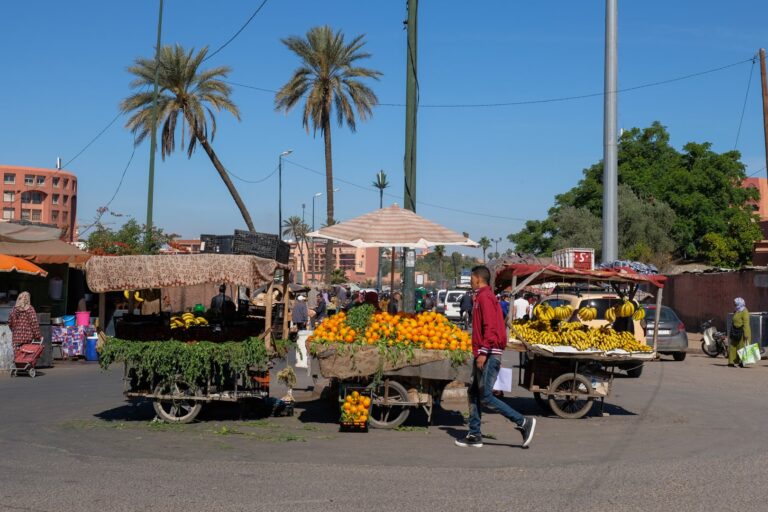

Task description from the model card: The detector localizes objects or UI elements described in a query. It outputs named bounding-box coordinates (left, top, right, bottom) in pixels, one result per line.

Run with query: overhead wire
left=225, top=164, right=279, bottom=184
left=734, top=55, right=757, bottom=150
left=203, top=0, right=270, bottom=62
left=61, top=111, right=122, bottom=170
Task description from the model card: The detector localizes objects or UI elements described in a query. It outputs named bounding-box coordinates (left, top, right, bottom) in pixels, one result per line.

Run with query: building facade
left=288, top=241, right=379, bottom=284
left=0, top=165, right=78, bottom=241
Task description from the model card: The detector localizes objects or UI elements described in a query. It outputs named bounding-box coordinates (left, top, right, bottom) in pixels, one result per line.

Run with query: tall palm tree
left=282, top=215, right=309, bottom=277
left=479, top=236, right=491, bottom=263
left=275, top=26, right=382, bottom=283
left=121, top=45, right=255, bottom=232
left=372, top=170, right=389, bottom=290
left=434, top=245, right=446, bottom=287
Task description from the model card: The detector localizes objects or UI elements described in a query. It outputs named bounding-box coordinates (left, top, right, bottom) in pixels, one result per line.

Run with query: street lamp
left=278, top=149, right=293, bottom=237
left=493, top=237, right=502, bottom=259
left=311, top=192, right=322, bottom=284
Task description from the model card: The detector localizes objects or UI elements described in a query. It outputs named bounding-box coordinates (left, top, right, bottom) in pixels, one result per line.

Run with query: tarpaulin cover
left=0, top=240, right=90, bottom=265
left=86, top=254, right=288, bottom=293
left=494, top=263, right=667, bottom=292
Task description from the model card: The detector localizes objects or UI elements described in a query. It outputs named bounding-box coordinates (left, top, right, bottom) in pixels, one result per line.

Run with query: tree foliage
left=86, top=218, right=173, bottom=255
left=508, top=122, right=761, bottom=267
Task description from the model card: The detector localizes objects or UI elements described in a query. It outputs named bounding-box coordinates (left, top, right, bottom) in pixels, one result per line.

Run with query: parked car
left=443, top=290, right=467, bottom=321
left=539, top=290, right=646, bottom=378
left=642, top=305, right=688, bottom=361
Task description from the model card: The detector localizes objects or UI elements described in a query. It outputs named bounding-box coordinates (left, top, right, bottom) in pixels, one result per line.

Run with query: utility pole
left=602, top=0, right=618, bottom=263
left=403, top=0, right=418, bottom=312
left=146, top=0, right=164, bottom=250
left=760, top=48, right=768, bottom=180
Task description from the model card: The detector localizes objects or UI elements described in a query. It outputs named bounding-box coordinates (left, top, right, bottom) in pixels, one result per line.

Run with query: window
left=51, top=210, right=59, bottom=222
left=63, top=179, right=69, bottom=188
left=21, top=191, right=44, bottom=205
left=63, top=195, right=69, bottom=204
left=4, top=173, right=15, bottom=184
left=36, top=176, right=45, bottom=185
left=24, top=175, right=34, bottom=185
left=3, top=191, right=14, bottom=203
left=52, top=177, right=60, bottom=188
left=20, top=209, right=30, bottom=220
left=2, top=208, right=14, bottom=220
left=30, top=209, right=41, bottom=222
left=52, top=194, right=59, bottom=205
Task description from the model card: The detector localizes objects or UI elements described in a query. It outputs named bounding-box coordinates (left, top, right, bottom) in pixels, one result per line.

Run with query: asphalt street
left=1, top=348, right=767, bottom=512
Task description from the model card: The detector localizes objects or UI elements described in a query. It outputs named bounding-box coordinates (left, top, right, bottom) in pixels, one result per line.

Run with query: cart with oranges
left=309, top=308, right=473, bottom=429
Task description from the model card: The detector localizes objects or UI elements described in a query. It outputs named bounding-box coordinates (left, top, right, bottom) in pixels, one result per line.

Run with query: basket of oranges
left=340, top=388, right=372, bottom=432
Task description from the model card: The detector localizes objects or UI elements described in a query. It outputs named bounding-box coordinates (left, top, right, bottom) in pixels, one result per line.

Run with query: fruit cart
left=86, top=253, right=291, bottom=423
left=495, top=263, right=667, bottom=419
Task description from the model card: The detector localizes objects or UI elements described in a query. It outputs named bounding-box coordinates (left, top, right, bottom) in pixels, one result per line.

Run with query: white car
left=444, top=290, right=467, bottom=321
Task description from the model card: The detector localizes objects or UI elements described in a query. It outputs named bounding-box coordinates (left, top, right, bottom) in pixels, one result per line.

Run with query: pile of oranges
left=310, top=310, right=471, bottom=353
left=341, top=390, right=371, bottom=426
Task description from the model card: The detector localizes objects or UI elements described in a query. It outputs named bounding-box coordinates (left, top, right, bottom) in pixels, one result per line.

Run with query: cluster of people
left=292, top=286, right=408, bottom=331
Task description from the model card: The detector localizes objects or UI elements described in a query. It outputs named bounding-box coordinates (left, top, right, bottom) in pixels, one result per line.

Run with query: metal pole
left=376, top=183, right=384, bottom=291
left=403, top=0, right=418, bottom=312
left=602, top=0, right=618, bottom=263
left=146, top=0, right=164, bottom=250
left=278, top=155, right=283, bottom=237
left=312, top=196, right=316, bottom=284
left=760, top=48, right=768, bottom=180
left=302, top=203, right=306, bottom=224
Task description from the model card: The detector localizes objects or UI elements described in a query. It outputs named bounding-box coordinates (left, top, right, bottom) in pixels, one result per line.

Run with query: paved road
left=1, top=350, right=766, bottom=512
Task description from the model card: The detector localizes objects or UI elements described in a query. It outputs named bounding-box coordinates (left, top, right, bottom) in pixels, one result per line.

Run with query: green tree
left=276, top=26, right=382, bottom=283
left=121, top=45, right=255, bottom=231
left=86, top=218, right=172, bottom=255
left=478, top=237, right=491, bottom=263
left=372, top=170, right=389, bottom=208
left=282, top=215, right=309, bottom=276
left=508, top=122, right=760, bottom=266
left=330, top=268, right=347, bottom=285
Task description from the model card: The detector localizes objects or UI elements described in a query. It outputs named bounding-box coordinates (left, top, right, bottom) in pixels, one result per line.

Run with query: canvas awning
left=0, top=240, right=91, bottom=265
left=85, top=254, right=289, bottom=293
left=307, top=204, right=476, bottom=249
left=0, top=220, right=63, bottom=242
left=494, top=263, right=668, bottom=292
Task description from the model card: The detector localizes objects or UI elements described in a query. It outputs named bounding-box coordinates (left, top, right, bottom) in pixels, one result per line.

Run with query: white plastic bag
left=493, top=367, right=513, bottom=392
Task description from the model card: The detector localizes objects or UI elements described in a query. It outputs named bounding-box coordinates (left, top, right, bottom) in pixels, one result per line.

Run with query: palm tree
left=372, top=170, right=389, bottom=290
left=282, top=215, right=309, bottom=277
left=479, top=236, right=491, bottom=263
left=121, top=44, right=256, bottom=232
left=434, top=245, right=446, bottom=287
left=275, top=26, right=382, bottom=283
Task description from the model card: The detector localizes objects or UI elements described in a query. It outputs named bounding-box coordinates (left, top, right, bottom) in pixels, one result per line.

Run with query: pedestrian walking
left=424, top=292, right=435, bottom=312
left=455, top=266, right=536, bottom=449
left=460, top=291, right=473, bottom=328
left=388, top=291, right=401, bottom=315
left=292, top=295, right=309, bottom=330
left=8, top=291, right=42, bottom=352
left=513, top=294, right=529, bottom=320
left=729, top=297, right=751, bottom=368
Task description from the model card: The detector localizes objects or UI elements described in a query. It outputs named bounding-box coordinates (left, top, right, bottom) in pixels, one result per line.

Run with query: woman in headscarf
left=8, top=292, right=42, bottom=352
left=729, top=297, right=751, bottom=368
left=363, top=291, right=381, bottom=311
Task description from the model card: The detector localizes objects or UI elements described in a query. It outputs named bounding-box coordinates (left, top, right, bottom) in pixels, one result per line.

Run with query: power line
left=226, top=164, right=279, bottom=184
left=62, top=111, right=122, bottom=169
left=734, top=55, right=757, bottom=150
left=283, top=159, right=527, bottom=222
left=748, top=166, right=766, bottom=177
left=203, top=0, right=270, bottom=62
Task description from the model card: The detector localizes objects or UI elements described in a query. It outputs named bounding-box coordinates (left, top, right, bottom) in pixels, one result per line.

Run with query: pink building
left=0, top=165, right=78, bottom=241
left=288, top=241, right=379, bottom=284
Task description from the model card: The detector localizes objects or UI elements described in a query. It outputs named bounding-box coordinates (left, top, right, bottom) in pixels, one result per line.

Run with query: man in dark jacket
left=455, top=266, right=536, bottom=449
left=459, top=291, right=473, bottom=328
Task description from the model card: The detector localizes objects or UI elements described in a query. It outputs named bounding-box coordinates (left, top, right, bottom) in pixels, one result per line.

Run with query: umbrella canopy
left=0, top=254, right=48, bottom=276
left=307, top=205, right=477, bottom=248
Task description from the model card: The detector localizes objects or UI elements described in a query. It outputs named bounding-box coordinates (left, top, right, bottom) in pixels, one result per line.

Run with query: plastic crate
left=200, top=234, right=234, bottom=254
left=232, top=230, right=290, bottom=263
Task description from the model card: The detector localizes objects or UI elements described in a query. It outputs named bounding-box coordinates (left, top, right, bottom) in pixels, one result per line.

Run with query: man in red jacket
left=455, top=265, right=536, bottom=449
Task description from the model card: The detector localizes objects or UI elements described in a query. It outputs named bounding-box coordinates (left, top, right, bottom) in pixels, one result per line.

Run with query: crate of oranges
left=340, top=388, right=372, bottom=431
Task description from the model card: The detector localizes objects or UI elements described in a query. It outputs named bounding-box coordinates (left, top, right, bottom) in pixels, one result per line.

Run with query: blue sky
left=2, top=1, right=767, bottom=255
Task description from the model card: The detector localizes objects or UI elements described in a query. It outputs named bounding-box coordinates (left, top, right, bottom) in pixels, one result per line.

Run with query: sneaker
left=454, top=434, right=483, bottom=448
left=518, top=417, right=536, bottom=448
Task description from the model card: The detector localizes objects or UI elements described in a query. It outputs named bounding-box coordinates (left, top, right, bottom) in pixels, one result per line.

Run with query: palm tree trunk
left=323, top=118, right=335, bottom=284
left=297, top=237, right=305, bottom=278
left=187, top=114, right=256, bottom=232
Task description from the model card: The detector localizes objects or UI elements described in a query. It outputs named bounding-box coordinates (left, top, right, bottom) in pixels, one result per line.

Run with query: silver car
left=643, top=305, right=688, bottom=361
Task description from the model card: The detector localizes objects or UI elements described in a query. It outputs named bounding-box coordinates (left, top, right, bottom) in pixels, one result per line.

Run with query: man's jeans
left=468, top=354, right=524, bottom=436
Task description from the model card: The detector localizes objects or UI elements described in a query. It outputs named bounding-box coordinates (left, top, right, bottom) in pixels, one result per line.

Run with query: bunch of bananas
left=553, top=305, right=574, bottom=321
left=170, top=312, right=209, bottom=329
left=511, top=320, right=652, bottom=352
left=577, top=306, right=598, bottom=321
left=533, top=303, right=555, bottom=321
left=616, top=300, right=636, bottom=318
left=123, top=290, right=144, bottom=303
left=604, top=300, right=646, bottom=323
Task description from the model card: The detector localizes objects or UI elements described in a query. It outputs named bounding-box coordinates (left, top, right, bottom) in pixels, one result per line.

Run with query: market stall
left=495, top=263, right=667, bottom=419
left=87, top=253, right=291, bottom=423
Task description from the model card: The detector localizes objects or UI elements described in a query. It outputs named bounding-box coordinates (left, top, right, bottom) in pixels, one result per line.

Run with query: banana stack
left=511, top=319, right=652, bottom=352
left=170, top=312, right=209, bottom=329
left=577, top=306, right=598, bottom=321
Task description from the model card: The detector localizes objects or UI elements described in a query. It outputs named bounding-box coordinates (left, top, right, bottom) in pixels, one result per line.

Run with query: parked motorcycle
left=700, top=319, right=728, bottom=358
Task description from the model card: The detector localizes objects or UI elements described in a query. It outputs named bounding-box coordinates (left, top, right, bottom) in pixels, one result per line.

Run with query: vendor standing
left=292, top=295, right=309, bottom=330
left=9, top=292, right=41, bottom=351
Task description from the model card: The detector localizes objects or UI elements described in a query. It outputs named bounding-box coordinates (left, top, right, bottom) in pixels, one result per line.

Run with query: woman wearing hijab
left=9, top=292, right=42, bottom=352
left=730, top=297, right=751, bottom=368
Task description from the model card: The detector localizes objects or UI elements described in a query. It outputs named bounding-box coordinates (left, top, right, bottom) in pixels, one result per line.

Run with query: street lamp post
left=493, top=237, right=501, bottom=259
left=311, top=192, right=322, bottom=284
left=278, top=150, right=293, bottom=237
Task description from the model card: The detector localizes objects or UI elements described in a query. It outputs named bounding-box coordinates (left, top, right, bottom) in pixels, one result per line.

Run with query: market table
left=52, top=325, right=95, bottom=358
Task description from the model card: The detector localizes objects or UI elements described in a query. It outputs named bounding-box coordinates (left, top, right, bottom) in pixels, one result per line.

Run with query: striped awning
left=307, top=204, right=477, bottom=249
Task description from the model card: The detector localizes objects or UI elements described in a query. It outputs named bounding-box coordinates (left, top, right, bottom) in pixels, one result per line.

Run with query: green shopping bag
left=737, top=343, right=761, bottom=365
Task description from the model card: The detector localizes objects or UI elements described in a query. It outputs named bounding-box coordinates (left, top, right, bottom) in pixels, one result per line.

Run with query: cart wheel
left=152, top=379, right=202, bottom=424
left=533, top=392, right=551, bottom=414
left=28, top=368, right=36, bottom=378
left=547, top=373, right=594, bottom=419
left=367, top=379, right=410, bottom=429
